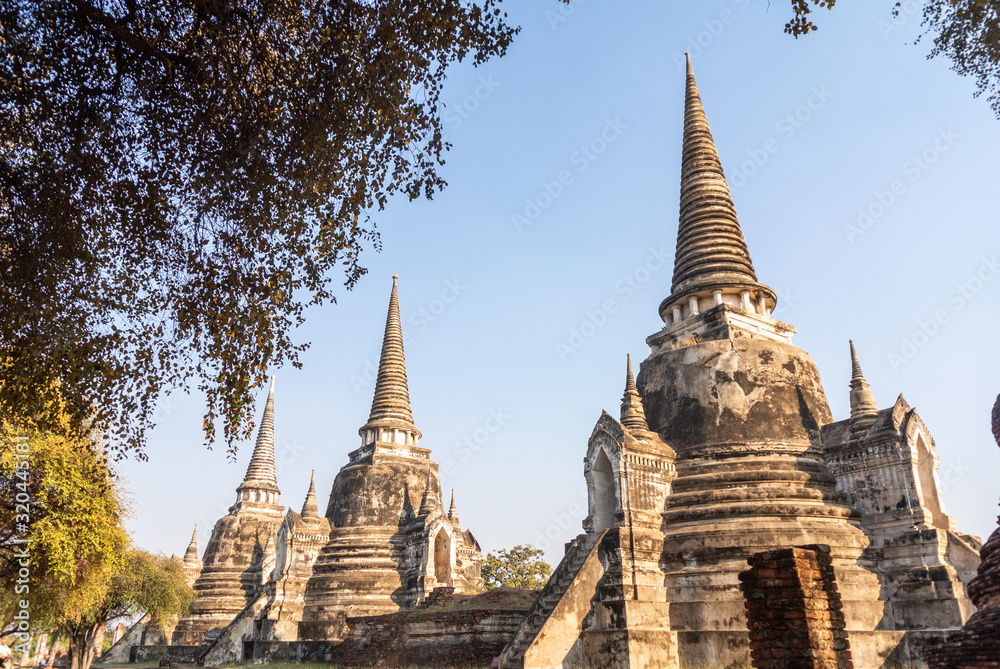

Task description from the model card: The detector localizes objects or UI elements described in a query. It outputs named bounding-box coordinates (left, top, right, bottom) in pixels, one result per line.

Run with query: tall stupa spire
left=620, top=354, right=650, bottom=433
left=359, top=275, right=422, bottom=444
left=654, top=56, right=785, bottom=344
left=236, top=376, right=280, bottom=504
left=848, top=341, right=878, bottom=434
left=672, top=54, right=758, bottom=294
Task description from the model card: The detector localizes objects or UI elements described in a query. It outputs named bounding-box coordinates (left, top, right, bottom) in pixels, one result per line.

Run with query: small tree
left=1, top=419, right=130, bottom=644
left=1, top=420, right=193, bottom=669
left=481, top=545, right=551, bottom=590
left=60, top=550, right=195, bottom=669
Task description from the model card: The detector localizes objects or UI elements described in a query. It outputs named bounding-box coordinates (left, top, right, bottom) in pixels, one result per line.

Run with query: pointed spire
left=360, top=275, right=421, bottom=440
left=236, top=376, right=281, bottom=505
left=237, top=376, right=280, bottom=499
left=658, top=56, right=778, bottom=329
left=620, top=354, right=650, bottom=433
left=183, top=525, right=198, bottom=565
left=448, top=489, right=460, bottom=527
left=419, top=471, right=438, bottom=516
left=850, top=340, right=865, bottom=379
left=849, top=341, right=878, bottom=434
left=301, top=470, right=320, bottom=519
left=672, top=54, right=758, bottom=294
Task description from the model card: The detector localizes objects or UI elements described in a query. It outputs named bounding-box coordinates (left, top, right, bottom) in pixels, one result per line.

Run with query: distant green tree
left=481, top=545, right=551, bottom=590
left=0, top=417, right=130, bottom=641
left=57, top=550, right=195, bottom=669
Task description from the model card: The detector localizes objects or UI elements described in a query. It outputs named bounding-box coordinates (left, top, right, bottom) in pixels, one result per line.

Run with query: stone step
left=499, top=531, right=606, bottom=669
left=521, top=618, right=543, bottom=633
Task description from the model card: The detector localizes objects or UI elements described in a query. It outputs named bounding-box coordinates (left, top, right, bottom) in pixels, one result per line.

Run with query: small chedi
left=497, top=56, right=982, bottom=669
left=180, top=526, right=202, bottom=587
left=925, top=394, right=1000, bottom=668
left=117, top=274, right=485, bottom=665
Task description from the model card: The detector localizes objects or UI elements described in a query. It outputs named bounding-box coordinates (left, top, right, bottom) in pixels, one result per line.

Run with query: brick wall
left=738, top=544, right=853, bottom=669
left=925, top=607, right=1000, bottom=668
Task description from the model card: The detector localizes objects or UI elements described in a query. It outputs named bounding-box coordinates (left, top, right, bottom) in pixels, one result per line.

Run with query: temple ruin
left=127, top=274, right=486, bottom=663
left=925, top=394, right=1000, bottom=668
left=298, top=276, right=483, bottom=640
left=497, top=56, right=982, bottom=669
left=104, top=55, right=994, bottom=669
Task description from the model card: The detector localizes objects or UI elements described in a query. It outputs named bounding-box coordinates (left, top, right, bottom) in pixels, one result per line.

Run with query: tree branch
left=69, top=0, right=200, bottom=75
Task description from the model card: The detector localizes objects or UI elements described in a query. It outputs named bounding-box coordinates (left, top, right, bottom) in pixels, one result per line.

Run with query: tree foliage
left=787, top=0, right=1000, bottom=118
left=0, top=0, right=518, bottom=457
left=0, top=418, right=129, bottom=631
left=920, top=0, right=1000, bottom=116
left=785, top=0, right=836, bottom=37
left=481, top=544, right=551, bottom=590
left=59, top=550, right=195, bottom=669
left=0, top=423, right=193, bottom=669
left=107, top=551, right=196, bottom=629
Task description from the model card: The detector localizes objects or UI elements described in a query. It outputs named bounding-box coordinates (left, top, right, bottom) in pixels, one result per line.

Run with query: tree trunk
left=66, top=623, right=100, bottom=669
left=67, top=631, right=85, bottom=669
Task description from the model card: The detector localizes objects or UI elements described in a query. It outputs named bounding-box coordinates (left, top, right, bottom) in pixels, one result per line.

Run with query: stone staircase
left=198, top=588, right=271, bottom=666
left=499, top=530, right=607, bottom=669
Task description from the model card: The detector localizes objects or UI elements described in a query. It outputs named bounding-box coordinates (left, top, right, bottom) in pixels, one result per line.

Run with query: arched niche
left=592, top=448, right=616, bottom=532
left=434, top=527, right=452, bottom=587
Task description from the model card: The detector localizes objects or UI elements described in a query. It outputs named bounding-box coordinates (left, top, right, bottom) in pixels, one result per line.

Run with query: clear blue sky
left=119, top=1, right=1000, bottom=567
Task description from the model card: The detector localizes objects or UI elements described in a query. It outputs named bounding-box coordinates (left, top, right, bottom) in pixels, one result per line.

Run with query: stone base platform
left=246, top=609, right=525, bottom=668
left=128, top=645, right=202, bottom=665
left=241, top=641, right=342, bottom=664
left=672, top=630, right=957, bottom=669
